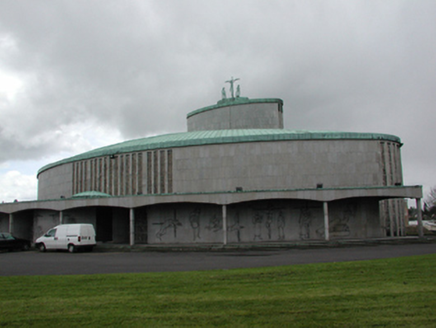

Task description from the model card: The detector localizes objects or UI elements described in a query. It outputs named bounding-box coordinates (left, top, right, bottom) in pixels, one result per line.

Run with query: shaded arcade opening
left=0, top=207, right=130, bottom=244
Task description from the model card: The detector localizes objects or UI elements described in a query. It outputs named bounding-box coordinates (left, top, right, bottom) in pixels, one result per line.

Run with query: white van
left=35, top=224, right=96, bottom=253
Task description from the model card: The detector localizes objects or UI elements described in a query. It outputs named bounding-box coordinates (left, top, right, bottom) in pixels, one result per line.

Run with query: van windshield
left=46, top=229, right=56, bottom=237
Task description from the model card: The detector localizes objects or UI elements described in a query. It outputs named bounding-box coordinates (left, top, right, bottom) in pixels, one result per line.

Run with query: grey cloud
left=0, top=0, right=435, bottom=192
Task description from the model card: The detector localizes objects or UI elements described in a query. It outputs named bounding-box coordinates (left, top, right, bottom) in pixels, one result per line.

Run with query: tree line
left=409, top=186, right=436, bottom=220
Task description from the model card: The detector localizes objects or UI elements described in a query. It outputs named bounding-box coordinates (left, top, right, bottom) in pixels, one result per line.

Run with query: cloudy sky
left=0, top=0, right=435, bottom=203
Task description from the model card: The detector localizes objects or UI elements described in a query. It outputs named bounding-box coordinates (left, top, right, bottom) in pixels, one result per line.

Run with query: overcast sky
left=0, top=0, right=435, bottom=204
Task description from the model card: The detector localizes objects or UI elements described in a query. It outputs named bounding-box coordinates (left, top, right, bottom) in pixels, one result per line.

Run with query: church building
left=0, top=79, right=423, bottom=245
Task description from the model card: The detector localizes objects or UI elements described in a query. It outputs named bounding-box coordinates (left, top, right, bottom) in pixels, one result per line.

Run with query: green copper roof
left=38, top=129, right=401, bottom=176
left=187, top=98, right=284, bottom=118
left=72, top=191, right=112, bottom=198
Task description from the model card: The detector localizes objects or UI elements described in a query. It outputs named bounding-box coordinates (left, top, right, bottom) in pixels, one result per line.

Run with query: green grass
left=1, top=254, right=435, bottom=327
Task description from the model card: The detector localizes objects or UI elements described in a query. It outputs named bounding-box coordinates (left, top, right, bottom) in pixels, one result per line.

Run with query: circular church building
left=0, top=84, right=423, bottom=245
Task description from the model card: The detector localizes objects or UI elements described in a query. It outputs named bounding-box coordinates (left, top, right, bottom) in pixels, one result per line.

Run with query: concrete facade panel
left=37, top=138, right=403, bottom=201
left=63, top=208, right=96, bottom=226
left=33, top=210, right=60, bottom=241
left=188, top=102, right=283, bottom=132
left=328, top=199, right=383, bottom=239
left=172, top=139, right=396, bottom=193
left=147, top=203, right=223, bottom=244
left=38, top=163, right=73, bottom=200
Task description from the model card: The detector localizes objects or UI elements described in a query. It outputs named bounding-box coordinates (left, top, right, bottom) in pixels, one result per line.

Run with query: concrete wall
left=134, top=207, right=148, bottom=244
left=33, top=210, right=60, bottom=241
left=38, top=163, right=73, bottom=200
left=37, top=139, right=403, bottom=200
left=145, top=199, right=383, bottom=244
left=172, top=139, right=402, bottom=193
left=226, top=199, right=382, bottom=242
left=328, top=199, right=382, bottom=239
left=63, top=208, right=96, bottom=225
left=226, top=200, right=324, bottom=242
left=187, top=102, right=283, bottom=132
left=147, top=203, right=223, bottom=244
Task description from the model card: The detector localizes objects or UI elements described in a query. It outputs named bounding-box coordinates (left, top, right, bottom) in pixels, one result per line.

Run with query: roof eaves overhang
left=0, top=185, right=422, bottom=214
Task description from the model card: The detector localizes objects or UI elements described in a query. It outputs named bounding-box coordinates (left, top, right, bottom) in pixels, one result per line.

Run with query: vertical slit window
left=137, top=153, right=143, bottom=195
left=167, top=150, right=173, bottom=193
left=84, top=161, right=88, bottom=192
left=147, top=152, right=152, bottom=194
left=125, top=155, right=130, bottom=195
left=160, top=150, right=166, bottom=193
left=114, top=156, right=119, bottom=195
left=380, top=142, right=387, bottom=186
left=132, top=153, right=137, bottom=195
left=119, top=155, right=124, bottom=195
left=153, top=151, right=158, bottom=194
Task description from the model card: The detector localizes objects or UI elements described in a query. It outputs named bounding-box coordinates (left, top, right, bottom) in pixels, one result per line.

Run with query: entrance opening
left=96, top=207, right=113, bottom=242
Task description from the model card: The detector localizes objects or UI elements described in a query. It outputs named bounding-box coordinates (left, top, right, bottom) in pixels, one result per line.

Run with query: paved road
left=1, top=243, right=436, bottom=276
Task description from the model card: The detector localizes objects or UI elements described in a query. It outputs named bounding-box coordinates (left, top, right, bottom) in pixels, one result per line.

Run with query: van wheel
left=38, top=243, right=46, bottom=252
left=68, top=244, right=75, bottom=253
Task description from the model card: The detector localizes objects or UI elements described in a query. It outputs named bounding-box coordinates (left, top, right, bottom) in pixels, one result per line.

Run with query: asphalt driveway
left=1, top=242, right=436, bottom=276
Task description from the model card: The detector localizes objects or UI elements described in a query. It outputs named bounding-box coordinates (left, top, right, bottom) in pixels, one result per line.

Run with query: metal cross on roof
left=225, top=76, right=240, bottom=99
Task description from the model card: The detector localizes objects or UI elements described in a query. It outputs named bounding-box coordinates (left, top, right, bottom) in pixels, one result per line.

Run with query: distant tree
left=425, top=187, right=436, bottom=207
left=423, top=186, right=436, bottom=220
left=408, top=207, right=417, bottom=220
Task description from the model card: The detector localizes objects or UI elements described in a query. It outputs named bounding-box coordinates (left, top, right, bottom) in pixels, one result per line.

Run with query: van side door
left=43, top=228, right=57, bottom=249
left=55, top=226, right=68, bottom=250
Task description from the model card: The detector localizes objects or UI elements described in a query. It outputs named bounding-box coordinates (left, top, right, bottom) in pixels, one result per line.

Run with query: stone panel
left=328, top=199, right=383, bottom=239
left=145, top=198, right=385, bottom=244
left=172, top=139, right=399, bottom=194
left=62, top=208, right=96, bottom=226
left=38, top=163, right=74, bottom=200
left=227, top=200, right=324, bottom=242
left=33, top=210, right=60, bottom=241
left=147, top=203, right=222, bottom=244
left=188, top=102, right=283, bottom=131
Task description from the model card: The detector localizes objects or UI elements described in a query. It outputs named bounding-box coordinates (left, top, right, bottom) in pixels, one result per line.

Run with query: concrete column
left=129, top=208, right=135, bottom=246
left=323, top=202, right=329, bottom=241
left=222, top=205, right=227, bottom=245
left=8, top=213, right=13, bottom=234
left=392, top=199, right=394, bottom=237
left=59, top=211, right=63, bottom=225
left=395, top=202, right=400, bottom=237
left=416, top=198, right=424, bottom=238
left=399, top=202, right=405, bottom=236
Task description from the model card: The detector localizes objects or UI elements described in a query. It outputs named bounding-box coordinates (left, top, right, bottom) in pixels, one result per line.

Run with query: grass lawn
left=0, top=253, right=435, bottom=327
